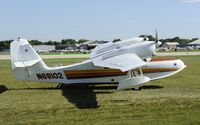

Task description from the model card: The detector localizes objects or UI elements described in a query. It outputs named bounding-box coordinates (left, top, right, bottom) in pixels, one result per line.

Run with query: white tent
left=162, top=42, right=179, bottom=49
left=188, top=39, right=200, bottom=45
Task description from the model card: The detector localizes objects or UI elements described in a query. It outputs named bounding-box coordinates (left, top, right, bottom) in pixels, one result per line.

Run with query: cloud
left=180, top=0, right=200, bottom=3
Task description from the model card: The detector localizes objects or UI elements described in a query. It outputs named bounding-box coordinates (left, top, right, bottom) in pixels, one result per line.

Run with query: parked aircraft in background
left=10, top=37, right=186, bottom=90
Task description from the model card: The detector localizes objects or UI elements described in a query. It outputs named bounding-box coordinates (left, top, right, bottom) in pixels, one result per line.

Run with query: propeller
left=155, top=29, right=161, bottom=47
left=155, top=29, right=158, bottom=43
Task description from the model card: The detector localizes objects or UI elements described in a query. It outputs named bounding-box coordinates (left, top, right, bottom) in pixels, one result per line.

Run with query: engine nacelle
left=129, top=41, right=157, bottom=59
left=91, top=39, right=157, bottom=61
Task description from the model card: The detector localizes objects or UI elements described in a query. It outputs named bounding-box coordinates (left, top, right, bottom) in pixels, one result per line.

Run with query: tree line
left=0, top=36, right=199, bottom=51
left=0, top=39, right=89, bottom=51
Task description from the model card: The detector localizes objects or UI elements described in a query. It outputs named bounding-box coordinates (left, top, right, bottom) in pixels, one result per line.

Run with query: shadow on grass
left=60, top=84, right=163, bottom=109
left=60, top=84, right=117, bottom=109
left=9, top=84, right=116, bottom=109
left=0, top=85, right=8, bottom=94
left=140, top=85, right=163, bottom=90
left=6, top=84, right=163, bottom=109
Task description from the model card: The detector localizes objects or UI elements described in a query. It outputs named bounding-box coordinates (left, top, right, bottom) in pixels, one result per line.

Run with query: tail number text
left=36, top=73, right=64, bottom=80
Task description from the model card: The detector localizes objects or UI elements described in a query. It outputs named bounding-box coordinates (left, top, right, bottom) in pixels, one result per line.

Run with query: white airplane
left=10, top=38, right=186, bottom=90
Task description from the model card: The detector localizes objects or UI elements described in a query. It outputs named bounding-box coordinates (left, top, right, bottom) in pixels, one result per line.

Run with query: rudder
left=10, top=38, right=47, bottom=80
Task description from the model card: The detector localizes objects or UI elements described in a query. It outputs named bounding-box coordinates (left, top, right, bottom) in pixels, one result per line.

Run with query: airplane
left=10, top=37, right=186, bottom=90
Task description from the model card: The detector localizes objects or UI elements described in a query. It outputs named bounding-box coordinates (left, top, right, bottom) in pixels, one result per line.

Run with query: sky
left=0, top=0, right=200, bottom=41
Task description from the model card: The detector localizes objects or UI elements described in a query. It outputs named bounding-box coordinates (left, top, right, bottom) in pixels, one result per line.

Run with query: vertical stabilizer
left=10, top=39, right=47, bottom=80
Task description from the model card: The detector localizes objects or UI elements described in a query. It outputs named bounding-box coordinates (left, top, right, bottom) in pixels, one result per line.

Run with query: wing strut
left=128, top=67, right=143, bottom=78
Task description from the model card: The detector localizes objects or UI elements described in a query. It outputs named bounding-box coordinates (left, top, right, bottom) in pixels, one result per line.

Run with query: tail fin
left=10, top=39, right=47, bottom=80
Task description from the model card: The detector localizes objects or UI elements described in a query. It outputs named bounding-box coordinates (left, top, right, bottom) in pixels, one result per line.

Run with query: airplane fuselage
left=13, top=57, right=186, bottom=85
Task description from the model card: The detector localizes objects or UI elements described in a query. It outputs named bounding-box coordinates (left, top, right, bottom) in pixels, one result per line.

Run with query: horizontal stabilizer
left=117, top=76, right=150, bottom=90
left=14, top=59, right=40, bottom=67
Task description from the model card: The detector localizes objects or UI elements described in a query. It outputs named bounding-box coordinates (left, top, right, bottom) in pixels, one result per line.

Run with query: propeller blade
left=155, top=29, right=162, bottom=47
left=155, top=29, right=158, bottom=43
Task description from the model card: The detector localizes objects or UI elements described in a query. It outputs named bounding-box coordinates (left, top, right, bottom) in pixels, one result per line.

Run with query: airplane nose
left=174, top=59, right=187, bottom=70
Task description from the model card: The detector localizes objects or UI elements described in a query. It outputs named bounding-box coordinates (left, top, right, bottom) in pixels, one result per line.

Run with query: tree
left=61, top=39, right=76, bottom=45
left=190, top=38, right=199, bottom=42
left=0, top=40, right=12, bottom=49
left=178, top=39, right=190, bottom=45
left=78, top=39, right=88, bottom=43
left=171, top=36, right=180, bottom=42
left=53, top=41, right=61, bottom=45
left=44, top=41, right=61, bottom=45
left=113, top=38, right=121, bottom=43
left=0, top=46, right=4, bottom=51
left=0, top=40, right=10, bottom=51
left=0, top=42, right=6, bottom=51
left=45, top=41, right=54, bottom=45
left=29, top=40, right=43, bottom=45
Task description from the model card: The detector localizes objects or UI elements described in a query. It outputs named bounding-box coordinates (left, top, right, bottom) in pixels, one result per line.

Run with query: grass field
left=0, top=56, right=200, bottom=125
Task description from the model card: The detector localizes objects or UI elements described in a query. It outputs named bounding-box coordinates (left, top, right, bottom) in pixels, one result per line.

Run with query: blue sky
left=0, top=0, right=200, bottom=41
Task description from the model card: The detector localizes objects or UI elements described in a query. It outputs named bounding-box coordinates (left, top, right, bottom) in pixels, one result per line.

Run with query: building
left=33, top=45, right=55, bottom=52
left=187, top=39, right=200, bottom=49
left=162, top=42, right=179, bottom=49
left=55, top=44, right=77, bottom=51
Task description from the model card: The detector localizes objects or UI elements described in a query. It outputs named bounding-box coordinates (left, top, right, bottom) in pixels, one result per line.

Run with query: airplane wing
left=90, top=37, right=144, bottom=59
left=92, top=53, right=146, bottom=72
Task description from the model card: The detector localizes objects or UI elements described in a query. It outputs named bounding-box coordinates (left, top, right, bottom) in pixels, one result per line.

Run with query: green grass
left=158, top=49, right=200, bottom=52
left=0, top=56, right=200, bottom=125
